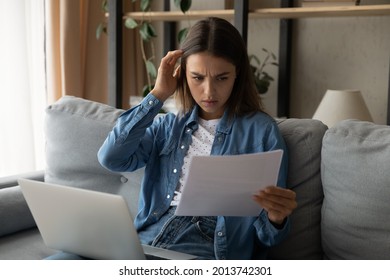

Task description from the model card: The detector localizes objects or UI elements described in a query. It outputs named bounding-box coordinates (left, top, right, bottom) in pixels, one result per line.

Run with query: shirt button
left=217, top=232, right=223, bottom=237
left=173, top=168, right=178, bottom=173
left=186, top=128, right=191, bottom=133
left=148, top=100, right=154, bottom=106
left=180, top=145, right=185, bottom=149
left=120, top=176, right=128, bottom=183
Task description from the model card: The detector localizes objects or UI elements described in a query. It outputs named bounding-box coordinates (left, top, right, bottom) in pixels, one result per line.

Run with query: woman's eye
left=217, top=76, right=228, bottom=81
left=193, top=76, right=203, bottom=81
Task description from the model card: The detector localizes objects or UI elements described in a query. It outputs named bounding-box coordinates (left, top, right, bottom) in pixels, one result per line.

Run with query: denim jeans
left=138, top=207, right=217, bottom=260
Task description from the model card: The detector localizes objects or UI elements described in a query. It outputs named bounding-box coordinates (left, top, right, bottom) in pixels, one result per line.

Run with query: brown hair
left=175, top=17, right=264, bottom=117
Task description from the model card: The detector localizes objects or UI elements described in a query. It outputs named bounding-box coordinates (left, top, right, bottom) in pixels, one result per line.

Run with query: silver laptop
left=18, top=178, right=196, bottom=260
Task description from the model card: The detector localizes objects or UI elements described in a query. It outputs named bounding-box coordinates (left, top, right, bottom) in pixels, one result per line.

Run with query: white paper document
left=175, top=149, right=283, bottom=217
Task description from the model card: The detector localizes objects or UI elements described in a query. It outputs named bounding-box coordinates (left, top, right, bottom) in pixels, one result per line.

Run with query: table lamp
left=312, top=89, right=373, bottom=127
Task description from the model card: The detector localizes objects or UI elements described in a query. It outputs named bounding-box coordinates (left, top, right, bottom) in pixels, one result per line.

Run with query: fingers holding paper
left=252, top=186, right=297, bottom=226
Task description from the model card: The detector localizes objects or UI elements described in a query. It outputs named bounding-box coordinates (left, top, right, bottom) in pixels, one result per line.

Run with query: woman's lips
left=202, top=100, right=217, bottom=107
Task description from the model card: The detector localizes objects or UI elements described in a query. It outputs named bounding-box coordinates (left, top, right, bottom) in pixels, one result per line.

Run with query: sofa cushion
left=0, top=186, right=36, bottom=237
left=321, top=119, right=390, bottom=259
left=268, top=118, right=327, bottom=259
left=45, top=96, right=143, bottom=216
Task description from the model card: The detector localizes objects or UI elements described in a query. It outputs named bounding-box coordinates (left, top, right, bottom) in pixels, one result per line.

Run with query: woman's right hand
left=151, top=50, right=183, bottom=102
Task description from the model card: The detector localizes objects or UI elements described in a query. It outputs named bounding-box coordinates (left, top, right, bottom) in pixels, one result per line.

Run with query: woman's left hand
left=252, top=186, right=297, bottom=226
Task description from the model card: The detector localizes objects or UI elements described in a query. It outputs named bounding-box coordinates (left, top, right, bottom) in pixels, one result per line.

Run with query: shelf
left=123, top=5, right=390, bottom=21
left=250, top=4, right=390, bottom=19
left=123, top=10, right=234, bottom=21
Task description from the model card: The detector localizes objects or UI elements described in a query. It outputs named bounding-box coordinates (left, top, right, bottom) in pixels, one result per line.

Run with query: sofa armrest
left=0, top=170, right=44, bottom=190
left=0, top=171, right=43, bottom=237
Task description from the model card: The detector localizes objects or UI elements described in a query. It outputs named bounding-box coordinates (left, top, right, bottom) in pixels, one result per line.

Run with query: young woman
left=98, top=17, right=297, bottom=260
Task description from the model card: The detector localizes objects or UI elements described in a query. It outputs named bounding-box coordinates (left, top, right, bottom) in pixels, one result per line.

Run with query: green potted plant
left=249, top=48, right=279, bottom=94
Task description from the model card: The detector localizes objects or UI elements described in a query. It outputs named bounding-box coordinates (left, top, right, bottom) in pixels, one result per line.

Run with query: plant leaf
left=101, top=0, right=109, bottom=13
left=96, top=23, right=104, bottom=40
left=174, top=0, right=192, bottom=13
left=147, top=22, right=157, bottom=38
left=250, top=65, right=258, bottom=75
left=124, top=18, right=138, bottom=29
left=261, top=72, right=274, bottom=81
left=145, top=60, right=157, bottom=79
left=255, top=78, right=270, bottom=94
left=139, top=27, right=149, bottom=41
left=140, top=0, right=152, bottom=12
left=139, top=22, right=156, bottom=41
left=249, top=54, right=261, bottom=66
left=178, top=28, right=189, bottom=44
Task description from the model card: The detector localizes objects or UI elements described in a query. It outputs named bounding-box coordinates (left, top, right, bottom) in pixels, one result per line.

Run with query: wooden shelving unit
left=124, top=5, right=390, bottom=21
left=108, top=1, right=390, bottom=124
left=250, top=4, right=390, bottom=19
left=124, top=10, right=234, bottom=21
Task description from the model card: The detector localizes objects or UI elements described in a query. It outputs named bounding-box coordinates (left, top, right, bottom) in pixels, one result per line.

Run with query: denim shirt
left=98, top=93, right=290, bottom=260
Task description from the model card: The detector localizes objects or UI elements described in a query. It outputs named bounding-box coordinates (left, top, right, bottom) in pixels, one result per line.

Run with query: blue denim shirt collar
left=184, top=105, right=234, bottom=135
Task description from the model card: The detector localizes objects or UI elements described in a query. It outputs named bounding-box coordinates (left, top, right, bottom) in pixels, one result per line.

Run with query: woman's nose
left=204, top=79, right=215, bottom=96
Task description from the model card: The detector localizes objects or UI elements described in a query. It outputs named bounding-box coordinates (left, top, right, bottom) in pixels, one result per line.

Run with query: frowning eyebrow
left=189, top=71, right=231, bottom=77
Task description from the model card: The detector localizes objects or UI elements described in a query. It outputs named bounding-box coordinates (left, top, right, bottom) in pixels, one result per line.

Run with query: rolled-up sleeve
left=97, top=93, right=163, bottom=172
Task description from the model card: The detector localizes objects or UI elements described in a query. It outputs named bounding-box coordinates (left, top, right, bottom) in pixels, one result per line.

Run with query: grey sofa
left=1, top=96, right=389, bottom=260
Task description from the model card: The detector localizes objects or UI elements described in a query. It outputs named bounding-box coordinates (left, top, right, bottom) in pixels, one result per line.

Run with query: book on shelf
left=301, top=0, right=359, bottom=7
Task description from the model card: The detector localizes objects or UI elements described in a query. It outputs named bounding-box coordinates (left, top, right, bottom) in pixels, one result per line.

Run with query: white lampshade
left=312, top=89, right=373, bottom=127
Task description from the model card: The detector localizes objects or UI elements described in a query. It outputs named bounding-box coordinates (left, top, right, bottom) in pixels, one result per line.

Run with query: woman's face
left=185, top=52, right=236, bottom=120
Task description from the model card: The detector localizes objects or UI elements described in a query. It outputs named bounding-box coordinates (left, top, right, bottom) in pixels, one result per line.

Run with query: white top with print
left=170, top=117, right=220, bottom=206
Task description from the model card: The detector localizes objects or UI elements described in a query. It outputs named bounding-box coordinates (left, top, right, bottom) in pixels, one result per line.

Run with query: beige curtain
left=45, top=0, right=108, bottom=105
